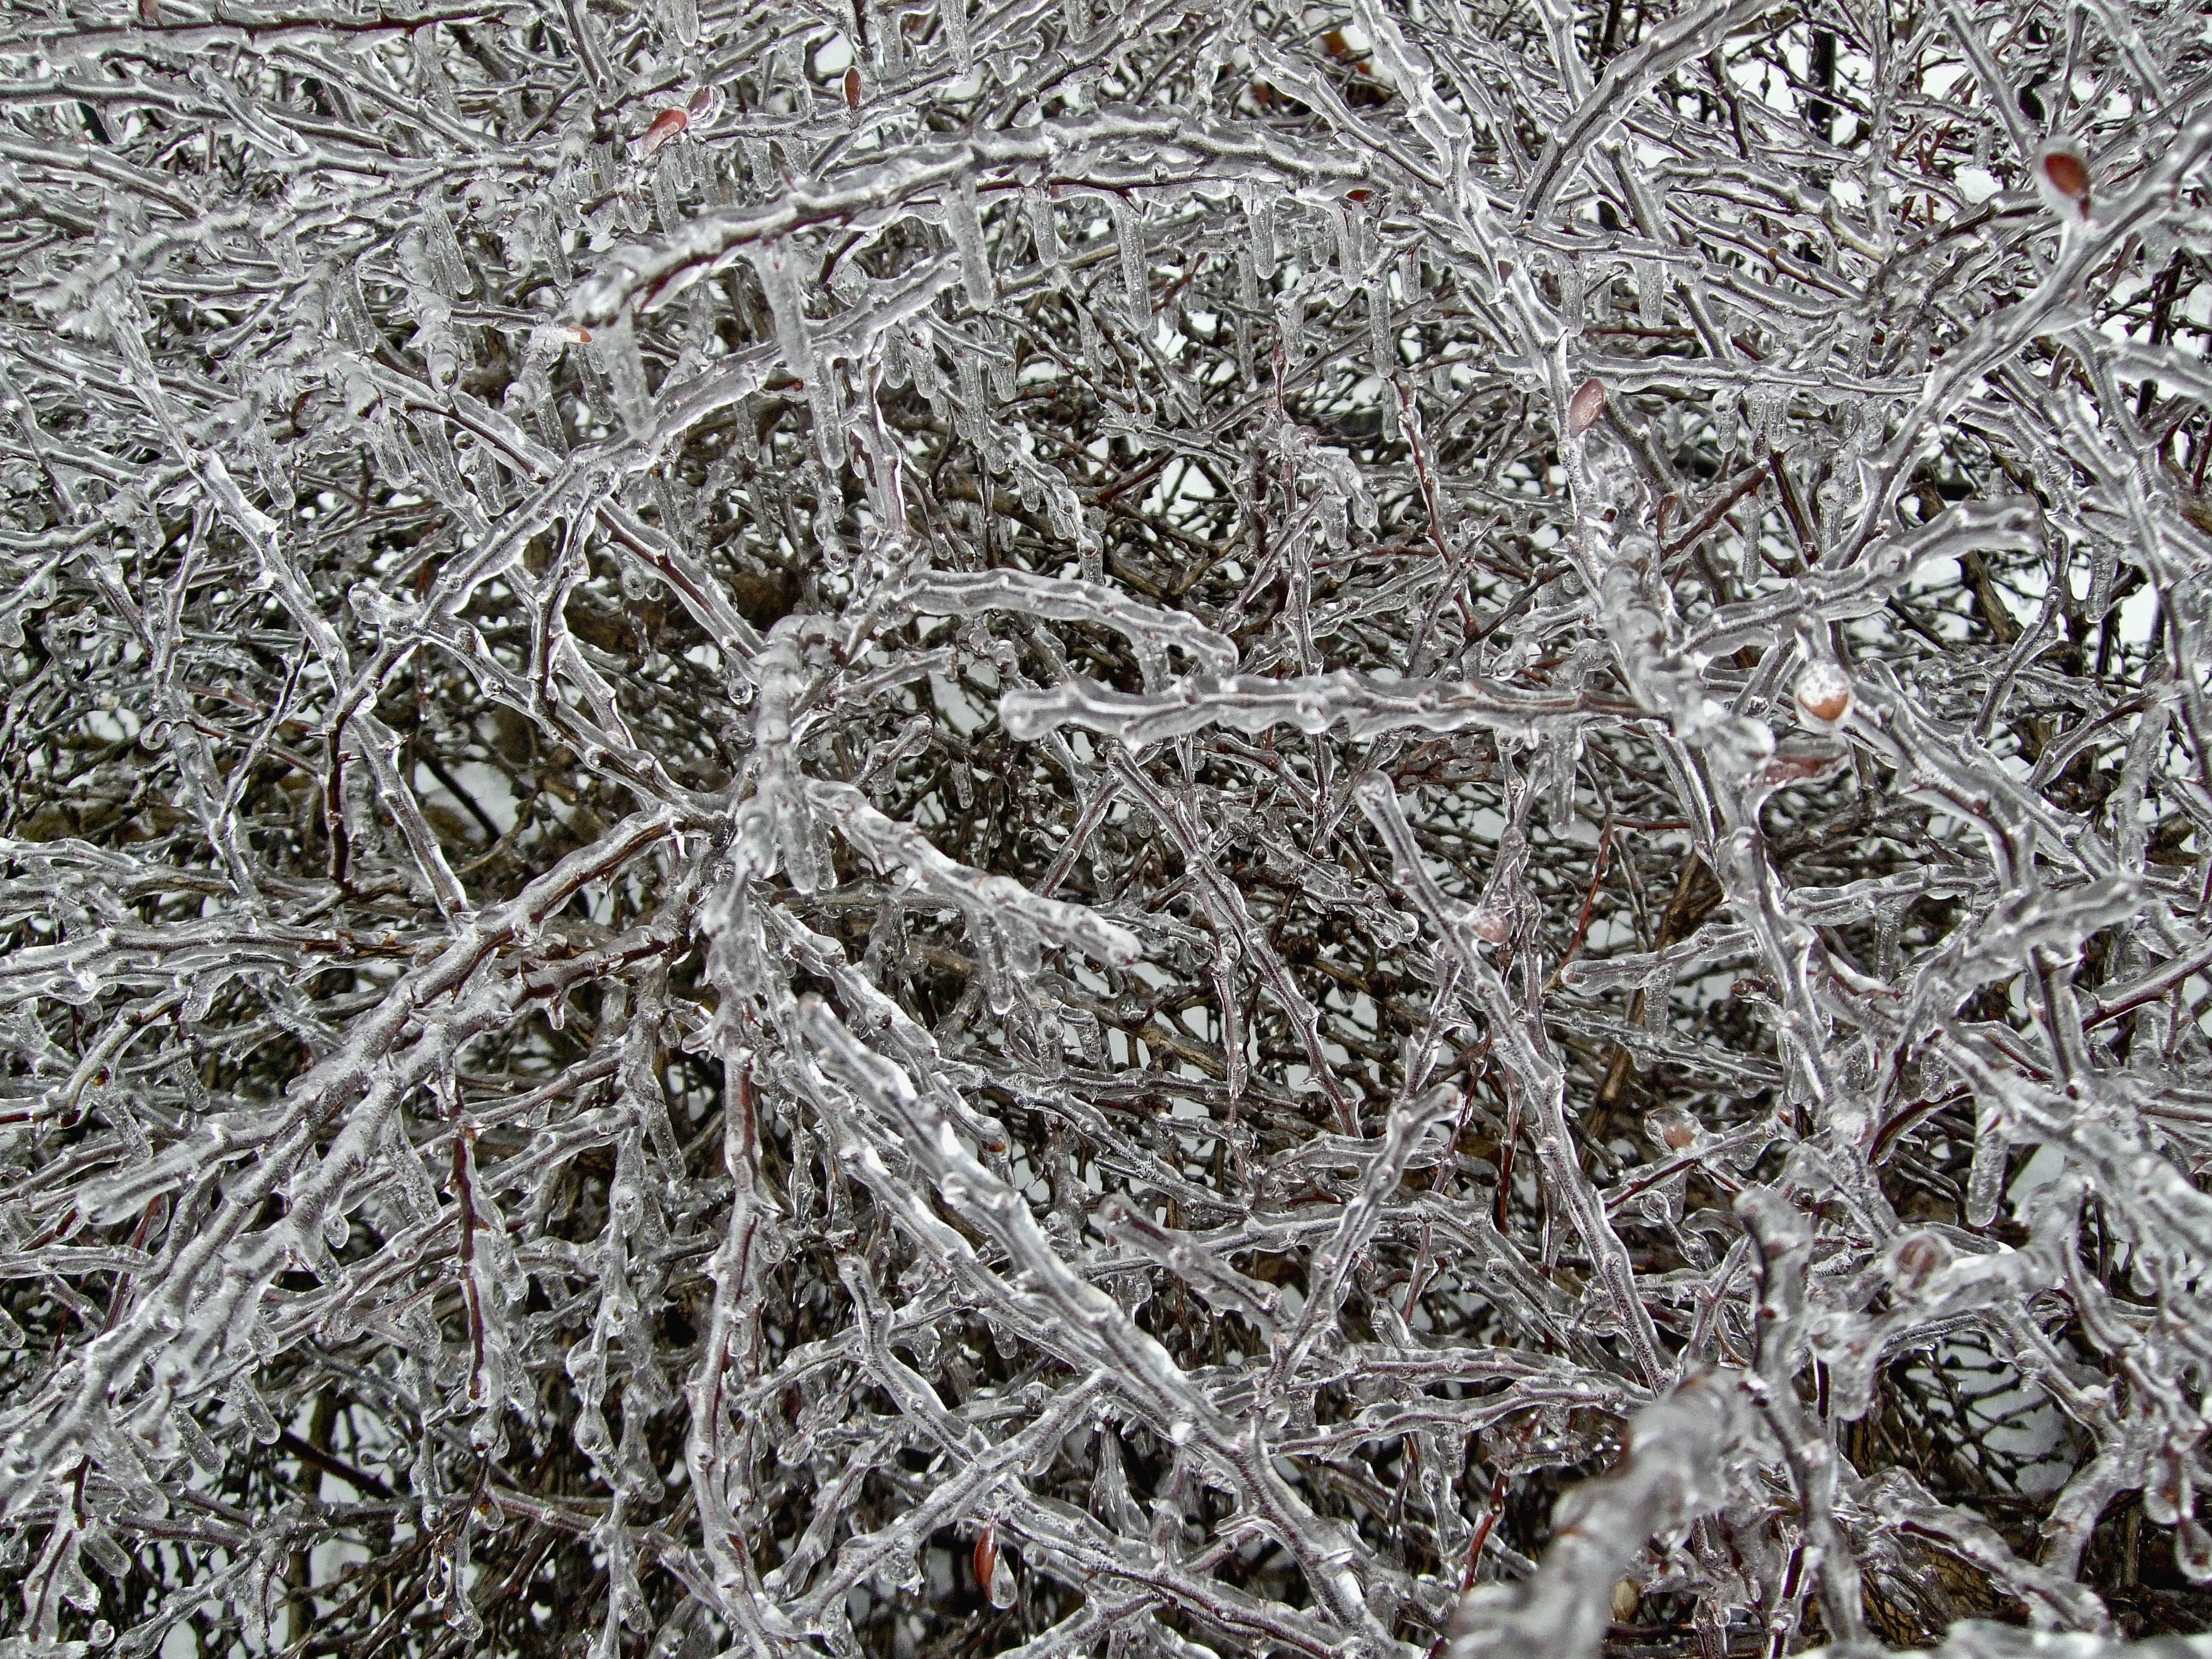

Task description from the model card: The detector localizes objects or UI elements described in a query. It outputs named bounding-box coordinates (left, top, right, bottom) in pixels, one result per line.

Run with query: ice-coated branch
left=11, top=0, right=2212, bottom=1655
left=1444, top=1374, right=1745, bottom=1659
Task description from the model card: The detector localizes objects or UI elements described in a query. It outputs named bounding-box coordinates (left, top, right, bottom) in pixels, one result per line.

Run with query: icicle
left=809, top=368, right=848, bottom=472
left=1329, top=200, right=1356, bottom=278
left=1235, top=249, right=1258, bottom=380
left=950, top=180, right=995, bottom=310
left=1745, top=383, right=1780, bottom=449
left=956, top=351, right=986, bottom=447
left=1024, top=186, right=1062, bottom=273
left=412, top=295, right=462, bottom=394
left=462, top=430, right=507, bottom=513
left=1714, top=388, right=1739, bottom=452
left=228, top=1375, right=281, bottom=1445
left=423, top=196, right=473, bottom=297
left=1368, top=285, right=1394, bottom=380
left=1112, top=196, right=1147, bottom=330
left=746, top=136, right=776, bottom=194
left=874, top=0, right=904, bottom=73
left=1559, top=257, right=1584, bottom=327
left=941, top=0, right=972, bottom=69
left=1636, top=257, right=1665, bottom=327
left=80, top=1526, right=131, bottom=1580
left=750, top=238, right=817, bottom=386
left=328, top=263, right=377, bottom=348
left=173, top=1408, right=221, bottom=1475
left=2090, top=536, right=2118, bottom=617
left=405, top=409, right=468, bottom=508
left=444, top=1528, right=483, bottom=1637
left=596, top=309, right=653, bottom=437
left=1249, top=188, right=1277, bottom=280
left=1965, top=1101, right=2008, bottom=1229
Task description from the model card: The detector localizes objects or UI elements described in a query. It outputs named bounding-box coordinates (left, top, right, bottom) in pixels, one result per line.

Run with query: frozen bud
left=973, top=1520, right=997, bottom=1590
left=1611, top=1580, right=1640, bottom=1624
left=1756, top=739, right=1846, bottom=792
left=1568, top=377, right=1608, bottom=437
left=1793, top=660, right=1853, bottom=726
left=1891, top=1228, right=1952, bottom=1292
left=686, top=84, right=723, bottom=123
left=1469, top=905, right=1511, bottom=945
left=1645, top=1108, right=1700, bottom=1153
left=2033, top=140, right=2091, bottom=221
left=638, top=107, right=688, bottom=158
left=2179, top=1516, right=2212, bottom=1582
left=844, top=66, right=863, bottom=109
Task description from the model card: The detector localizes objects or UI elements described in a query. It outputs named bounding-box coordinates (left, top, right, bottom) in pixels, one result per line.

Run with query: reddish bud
left=639, top=107, right=687, bottom=158
left=561, top=324, right=593, bottom=345
left=1757, top=741, right=1845, bottom=790
left=2042, top=149, right=2089, bottom=202
left=2034, top=141, right=2092, bottom=222
left=1793, top=661, right=1853, bottom=726
left=1567, top=377, right=1607, bottom=437
left=844, top=66, right=863, bottom=109
left=1469, top=905, right=1511, bottom=945
left=1892, top=1230, right=1952, bottom=1292
left=1646, top=1109, right=1700, bottom=1152
left=687, top=83, right=721, bottom=121
left=974, top=1521, right=998, bottom=1590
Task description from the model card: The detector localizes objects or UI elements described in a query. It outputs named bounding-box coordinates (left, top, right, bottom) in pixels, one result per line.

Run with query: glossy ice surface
left=4, top=1, right=2212, bottom=1657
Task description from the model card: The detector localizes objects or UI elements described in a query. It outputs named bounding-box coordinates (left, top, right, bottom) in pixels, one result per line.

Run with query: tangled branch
left=8, top=0, right=2212, bottom=1656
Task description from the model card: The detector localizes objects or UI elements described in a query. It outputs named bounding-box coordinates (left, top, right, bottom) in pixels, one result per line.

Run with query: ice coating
left=4, top=0, right=2212, bottom=1656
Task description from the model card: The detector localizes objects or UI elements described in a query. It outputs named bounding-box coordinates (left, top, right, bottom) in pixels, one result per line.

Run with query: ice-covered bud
left=1793, top=661, right=1853, bottom=726
left=1890, top=1228, right=1952, bottom=1293
left=638, top=107, right=688, bottom=158
left=1645, top=1108, right=1700, bottom=1153
left=1469, top=905, right=1511, bottom=945
left=2033, top=139, right=2091, bottom=221
left=1568, top=377, right=1608, bottom=437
